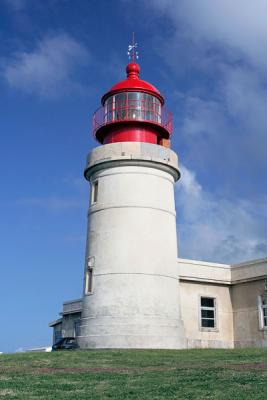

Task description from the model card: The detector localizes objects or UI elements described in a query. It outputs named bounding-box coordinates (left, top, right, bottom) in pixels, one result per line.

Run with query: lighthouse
left=78, top=43, right=186, bottom=349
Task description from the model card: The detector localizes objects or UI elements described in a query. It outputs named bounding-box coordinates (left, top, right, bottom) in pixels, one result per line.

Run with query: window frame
left=85, top=266, right=94, bottom=295
left=74, top=320, right=81, bottom=337
left=90, top=180, right=98, bottom=205
left=258, top=295, right=267, bottom=330
left=199, top=296, right=218, bottom=332
left=85, top=257, right=95, bottom=296
left=54, top=328, right=62, bottom=345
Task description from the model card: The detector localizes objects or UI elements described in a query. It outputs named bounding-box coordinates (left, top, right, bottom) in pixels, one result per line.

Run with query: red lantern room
left=92, top=46, right=172, bottom=147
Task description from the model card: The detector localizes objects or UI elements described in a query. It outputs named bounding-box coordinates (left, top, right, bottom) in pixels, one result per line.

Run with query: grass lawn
left=0, top=348, right=267, bottom=399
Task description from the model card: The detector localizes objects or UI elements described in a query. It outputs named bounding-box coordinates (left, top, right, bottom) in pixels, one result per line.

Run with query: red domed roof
left=101, top=62, right=164, bottom=105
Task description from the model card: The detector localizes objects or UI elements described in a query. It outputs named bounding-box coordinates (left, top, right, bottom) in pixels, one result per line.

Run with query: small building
left=50, top=257, right=267, bottom=348
left=49, top=299, right=82, bottom=344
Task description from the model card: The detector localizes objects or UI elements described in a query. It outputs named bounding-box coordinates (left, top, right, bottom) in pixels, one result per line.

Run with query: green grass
left=0, top=348, right=267, bottom=399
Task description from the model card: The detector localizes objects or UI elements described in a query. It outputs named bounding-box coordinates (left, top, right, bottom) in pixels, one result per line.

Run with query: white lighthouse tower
left=78, top=45, right=186, bottom=349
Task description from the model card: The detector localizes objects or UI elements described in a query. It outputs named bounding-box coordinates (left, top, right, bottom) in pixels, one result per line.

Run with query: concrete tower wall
left=78, top=142, right=186, bottom=349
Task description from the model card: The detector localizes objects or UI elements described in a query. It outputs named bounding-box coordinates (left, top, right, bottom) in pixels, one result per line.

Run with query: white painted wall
left=78, top=142, right=186, bottom=349
left=179, top=281, right=234, bottom=348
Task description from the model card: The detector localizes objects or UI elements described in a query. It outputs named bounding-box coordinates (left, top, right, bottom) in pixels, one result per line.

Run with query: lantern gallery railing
left=93, top=98, right=172, bottom=136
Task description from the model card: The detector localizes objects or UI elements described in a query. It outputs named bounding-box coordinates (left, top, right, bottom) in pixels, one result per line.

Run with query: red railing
left=93, top=99, right=172, bottom=136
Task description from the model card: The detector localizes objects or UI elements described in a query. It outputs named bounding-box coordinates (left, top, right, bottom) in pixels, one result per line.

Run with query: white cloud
left=151, top=0, right=267, bottom=70
left=3, top=33, right=90, bottom=97
left=140, top=0, right=267, bottom=263
left=142, top=0, right=267, bottom=176
left=176, top=67, right=267, bottom=176
left=177, top=165, right=267, bottom=263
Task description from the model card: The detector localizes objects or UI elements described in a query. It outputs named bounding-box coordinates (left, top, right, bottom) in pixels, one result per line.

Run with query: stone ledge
left=85, top=142, right=180, bottom=181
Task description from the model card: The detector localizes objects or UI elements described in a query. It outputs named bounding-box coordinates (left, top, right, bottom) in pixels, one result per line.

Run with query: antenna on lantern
left=127, top=32, right=139, bottom=62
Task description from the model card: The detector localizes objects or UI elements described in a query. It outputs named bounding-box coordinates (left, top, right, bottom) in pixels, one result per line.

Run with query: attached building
left=49, top=299, right=82, bottom=344
left=50, top=257, right=267, bottom=348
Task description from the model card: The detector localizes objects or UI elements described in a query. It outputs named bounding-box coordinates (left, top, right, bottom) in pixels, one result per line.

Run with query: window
left=74, top=320, right=81, bottom=337
left=258, top=295, right=267, bottom=329
left=104, top=96, right=114, bottom=122
left=85, top=267, right=94, bottom=294
left=263, top=298, right=267, bottom=327
left=200, top=297, right=216, bottom=329
left=128, top=92, right=142, bottom=120
left=54, top=329, right=62, bottom=344
left=103, top=92, right=161, bottom=124
left=91, top=181, right=98, bottom=204
left=115, top=93, right=127, bottom=120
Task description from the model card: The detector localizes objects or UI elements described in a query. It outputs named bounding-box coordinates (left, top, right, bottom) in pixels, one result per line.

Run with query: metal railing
left=93, top=99, right=172, bottom=136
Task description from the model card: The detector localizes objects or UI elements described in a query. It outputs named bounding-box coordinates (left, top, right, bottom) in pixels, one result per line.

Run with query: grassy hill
left=0, top=348, right=267, bottom=399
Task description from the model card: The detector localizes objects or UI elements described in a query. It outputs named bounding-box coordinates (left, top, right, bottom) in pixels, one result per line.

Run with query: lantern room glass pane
left=128, top=92, right=142, bottom=120
left=104, top=96, right=114, bottom=123
left=104, top=92, right=161, bottom=124
left=115, top=93, right=127, bottom=120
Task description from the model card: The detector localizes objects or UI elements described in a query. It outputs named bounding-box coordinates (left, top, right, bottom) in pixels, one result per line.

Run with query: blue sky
left=1, top=0, right=267, bottom=352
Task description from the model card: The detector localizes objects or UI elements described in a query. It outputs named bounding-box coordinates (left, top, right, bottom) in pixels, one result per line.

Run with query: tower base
left=79, top=142, right=186, bottom=350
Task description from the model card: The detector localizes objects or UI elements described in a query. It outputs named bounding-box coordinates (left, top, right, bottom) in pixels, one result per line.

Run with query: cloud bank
left=177, top=165, right=267, bottom=263
left=147, top=0, right=267, bottom=263
left=151, top=0, right=267, bottom=70
left=3, top=33, right=90, bottom=98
